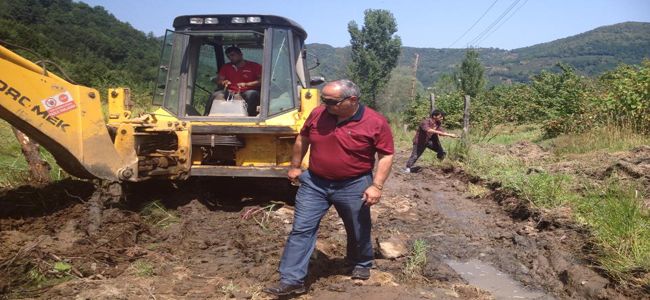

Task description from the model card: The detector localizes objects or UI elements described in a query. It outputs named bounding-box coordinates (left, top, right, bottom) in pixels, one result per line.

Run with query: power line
left=448, top=0, right=499, bottom=48
left=475, top=0, right=529, bottom=46
left=467, top=0, right=520, bottom=47
left=467, top=0, right=521, bottom=47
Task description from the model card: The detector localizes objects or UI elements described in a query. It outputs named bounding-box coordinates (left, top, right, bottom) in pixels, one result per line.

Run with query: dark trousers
left=406, top=135, right=446, bottom=168
left=279, top=170, right=374, bottom=285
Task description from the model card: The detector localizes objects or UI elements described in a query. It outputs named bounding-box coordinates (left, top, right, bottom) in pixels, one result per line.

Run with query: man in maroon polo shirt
left=264, top=79, right=394, bottom=296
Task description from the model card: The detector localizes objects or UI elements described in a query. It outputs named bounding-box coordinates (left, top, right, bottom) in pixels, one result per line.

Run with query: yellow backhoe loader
left=0, top=15, right=323, bottom=232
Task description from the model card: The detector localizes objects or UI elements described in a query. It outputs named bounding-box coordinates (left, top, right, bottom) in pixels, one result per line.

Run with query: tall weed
left=577, top=184, right=650, bottom=285
left=551, top=124, right=650, bottom=155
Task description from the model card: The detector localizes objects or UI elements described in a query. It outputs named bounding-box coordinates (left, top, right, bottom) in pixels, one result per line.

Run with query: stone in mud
left=376, top=237, right=408, bottom=259
left=560, top=265, right=610, bottom=299
left=422, top=255, right=464, bottom=283
left=273, top=207, right=294, bottom=224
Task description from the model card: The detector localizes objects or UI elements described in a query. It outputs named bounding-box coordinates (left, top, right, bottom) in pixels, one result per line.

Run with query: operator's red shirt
left=300, top=105, right=395, bottom=180
left=218, top=60, right=262, bottom=93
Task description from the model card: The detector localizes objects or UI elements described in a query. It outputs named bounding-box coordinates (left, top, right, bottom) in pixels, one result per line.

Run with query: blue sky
left=80, top=0, right=650, bottom=50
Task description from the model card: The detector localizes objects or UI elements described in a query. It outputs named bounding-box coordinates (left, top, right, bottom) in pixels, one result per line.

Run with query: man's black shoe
left=351, top=266, right=371, bottom=280
left=263, top=282, right=306, bottom=296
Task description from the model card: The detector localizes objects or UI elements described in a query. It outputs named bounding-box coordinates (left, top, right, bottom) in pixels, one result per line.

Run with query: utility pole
left=410, top=53, right=419, bottom=100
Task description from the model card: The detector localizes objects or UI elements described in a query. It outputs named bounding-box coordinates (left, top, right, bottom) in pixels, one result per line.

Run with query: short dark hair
left=225, top=46, right=242, bottom=55
left=431, top=109, right=446, bottom=117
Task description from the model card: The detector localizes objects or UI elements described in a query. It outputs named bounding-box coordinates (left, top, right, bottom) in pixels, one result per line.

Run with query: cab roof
left=173, top=14, right=307, bottom=40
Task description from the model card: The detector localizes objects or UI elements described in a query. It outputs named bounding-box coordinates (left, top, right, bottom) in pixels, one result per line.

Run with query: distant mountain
left=308, top=22, right=650, bottom=87
left=1, top=0, right=647, bottom=92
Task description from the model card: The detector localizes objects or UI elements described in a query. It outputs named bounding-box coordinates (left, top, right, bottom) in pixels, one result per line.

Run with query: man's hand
left=221, top=79, right=231, bottom=87
left=448, top=133, right=460, bottom=138
left=362, top=185, right=382, bottom=206
left=287, top=167, right=302, bottom=184
left=237, top=82, right=247, bottom=88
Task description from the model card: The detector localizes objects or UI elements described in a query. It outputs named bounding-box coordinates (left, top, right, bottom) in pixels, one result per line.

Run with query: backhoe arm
left=0, top=45, right=136, bottom=180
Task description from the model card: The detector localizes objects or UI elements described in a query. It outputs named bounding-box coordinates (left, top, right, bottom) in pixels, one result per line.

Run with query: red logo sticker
left=40, top=91, right=76, bottom=117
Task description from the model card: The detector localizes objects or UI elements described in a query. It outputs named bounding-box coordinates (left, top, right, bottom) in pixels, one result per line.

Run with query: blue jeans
left=279, top=170, right=374, bottom=285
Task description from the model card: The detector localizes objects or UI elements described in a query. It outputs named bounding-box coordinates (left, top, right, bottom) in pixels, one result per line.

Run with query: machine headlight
left=189, top=17, right=204, bottom=24
left=231, top=17, right=246, bottom=24
left=247, top=17, right=261, bottom=23
left=204, top=17, right=219, bottom=24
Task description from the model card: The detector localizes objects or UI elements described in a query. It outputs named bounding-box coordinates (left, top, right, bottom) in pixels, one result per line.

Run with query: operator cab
left=153, top=15, right=313, bottom=120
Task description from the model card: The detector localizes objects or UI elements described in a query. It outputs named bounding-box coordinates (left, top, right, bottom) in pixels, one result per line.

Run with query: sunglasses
left=321, top=96, right=351, bottom=106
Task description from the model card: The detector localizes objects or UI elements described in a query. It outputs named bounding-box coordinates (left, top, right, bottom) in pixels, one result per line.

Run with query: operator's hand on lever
left=221, top=79, right=231, bottom=87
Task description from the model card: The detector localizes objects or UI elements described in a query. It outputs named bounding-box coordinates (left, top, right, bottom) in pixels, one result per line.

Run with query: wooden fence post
left=462, top=95, right=471, bottom=142
left=430, top=92, right=436, bottom=111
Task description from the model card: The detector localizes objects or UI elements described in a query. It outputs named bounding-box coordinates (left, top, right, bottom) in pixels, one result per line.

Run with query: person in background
left=212, top=46, right=262, bottom=116
left=404, top=109, right=459, bottom=173
left=263, top=79, right=395, bottom=296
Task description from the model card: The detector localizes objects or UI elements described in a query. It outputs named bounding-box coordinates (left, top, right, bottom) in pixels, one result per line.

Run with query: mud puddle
left=445, top=258, right=552, bottom=300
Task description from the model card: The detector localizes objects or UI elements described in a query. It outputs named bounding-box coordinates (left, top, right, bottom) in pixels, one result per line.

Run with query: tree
left=348, top=9, right=402, bottom=109
left=11, top=128, right=51, bottom=186
left=457, top=49, right=485, bottom=98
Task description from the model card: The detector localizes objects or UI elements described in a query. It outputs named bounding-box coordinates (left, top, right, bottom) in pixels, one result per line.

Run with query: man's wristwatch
left=371, top=183, right=383, bottom=190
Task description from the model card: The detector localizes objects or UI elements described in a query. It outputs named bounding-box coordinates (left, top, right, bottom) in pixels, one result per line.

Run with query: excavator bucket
left=0, top=45, right=136, bottom=180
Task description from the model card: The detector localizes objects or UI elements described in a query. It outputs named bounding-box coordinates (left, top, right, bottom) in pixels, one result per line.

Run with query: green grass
left=550, top=126, right=650, bottom=155
left=404, top=239, right=428, bottom=278
left=131, top=259, right=155, bottom=277
left=482, top=125, right=542, bottom=145
left=459, top=125, right=650, bottom=287
left=577, top=184, right=650, bottom=285
left=465, top=148, right=579, bottom=208
left=141, top=200, right=179, bottom=228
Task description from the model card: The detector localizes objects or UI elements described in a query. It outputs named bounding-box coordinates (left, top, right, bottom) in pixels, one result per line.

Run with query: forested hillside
left=308, top=22, right=650, bottom=87
left=1, top=0, right=647, bottom=101
left=0, top=0, right=160, bottom=88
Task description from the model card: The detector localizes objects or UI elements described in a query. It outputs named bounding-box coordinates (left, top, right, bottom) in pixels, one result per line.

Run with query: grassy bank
left=393, top=122, right=650, bottom=286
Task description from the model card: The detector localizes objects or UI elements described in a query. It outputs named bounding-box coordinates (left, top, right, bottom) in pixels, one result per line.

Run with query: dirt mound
left=607, top=145, right=650, bottom=181
left=507, top=141, right=550, bottom=163
left=547, top=145, right=650, bottom=207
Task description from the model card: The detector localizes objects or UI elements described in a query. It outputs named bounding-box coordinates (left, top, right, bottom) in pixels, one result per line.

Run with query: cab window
left=268, top=28, right=296, bottom=116
left=185, top=32, right=263, bottom=117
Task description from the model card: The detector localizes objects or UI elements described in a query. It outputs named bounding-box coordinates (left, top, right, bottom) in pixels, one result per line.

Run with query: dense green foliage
left=310, top=22, right=650, bottom=89
left=476, top=61, right=650, bottom=137
left=457, top=49, right=485, bottom=98
left=347, top=9, right=402, bottom=108
left=0, top=0, right=160, bottom=90
left=405, top=57, right=649, bottom=138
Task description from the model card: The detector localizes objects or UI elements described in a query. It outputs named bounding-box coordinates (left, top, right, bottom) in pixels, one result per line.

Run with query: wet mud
left=0, top=152, right=647, bottom=299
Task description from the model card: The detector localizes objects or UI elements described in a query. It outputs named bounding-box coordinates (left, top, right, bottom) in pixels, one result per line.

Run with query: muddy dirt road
left=0, top=152, right=643, bottom=299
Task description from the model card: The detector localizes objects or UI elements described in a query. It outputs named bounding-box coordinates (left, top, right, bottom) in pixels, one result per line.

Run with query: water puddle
left=445, top=258, right=553, bottom=299
left=430, top=192, right=486, bottom=230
